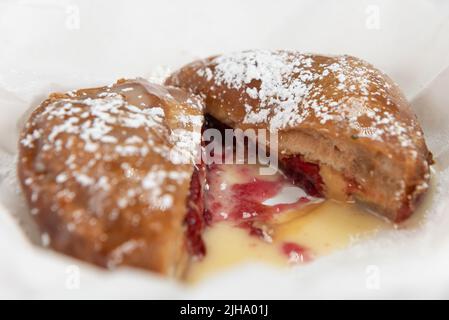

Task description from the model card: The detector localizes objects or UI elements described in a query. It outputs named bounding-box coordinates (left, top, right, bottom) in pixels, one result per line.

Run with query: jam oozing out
left=185, top=115, right=397, bottom=282
left=204, top=162, right=316, bottom=247
left=196, top=114, right=321, bottom=262
left=185, top=155, right=317, bottom=265
left=208, top=172, right=283, bottom=223
left=203, top=114, right=317, bottom=225
left=185, top=164, right=206, bottom=258
left=280, top=155, right=324, bottom=197
left=282, top=242, right=311, bottom=263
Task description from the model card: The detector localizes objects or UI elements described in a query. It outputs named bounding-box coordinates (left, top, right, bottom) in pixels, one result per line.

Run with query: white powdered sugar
left=196, top=50, right=418, bottom=153
left=20, top=81, right=203, bottom=217
left=212, top=50, right=312, bottom=130
left=142, top=167, right=191, bottom=210
left=107, top=239, right=145, bottom=268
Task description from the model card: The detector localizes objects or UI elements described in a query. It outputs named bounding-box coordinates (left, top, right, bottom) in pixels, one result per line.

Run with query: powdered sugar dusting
left=195, top=50, right=419, bottom=155
left=20, top=80, right=203, bottom=225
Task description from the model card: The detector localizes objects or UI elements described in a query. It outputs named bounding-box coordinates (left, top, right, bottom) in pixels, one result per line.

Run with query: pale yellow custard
left=186, top=160, right=427, bottom=283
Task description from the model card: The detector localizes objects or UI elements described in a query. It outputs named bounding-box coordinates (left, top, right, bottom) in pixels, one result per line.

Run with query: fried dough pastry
left=18, top=78, right=205, bottom=276
left=166, top=50, right=433, bottom=222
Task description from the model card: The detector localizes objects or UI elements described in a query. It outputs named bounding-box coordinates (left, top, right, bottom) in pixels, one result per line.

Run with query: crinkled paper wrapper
left=1, top=0, right=449, bottom=299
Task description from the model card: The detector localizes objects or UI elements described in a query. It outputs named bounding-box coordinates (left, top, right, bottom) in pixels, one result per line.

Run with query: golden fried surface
left=166, top=50, right=432, bottom=221
left=18, top=78, right=204, bottom=275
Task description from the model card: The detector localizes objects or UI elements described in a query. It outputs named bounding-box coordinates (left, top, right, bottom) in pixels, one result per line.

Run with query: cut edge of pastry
left=277, top=127, right=432, bottom=222
left=164, top=50, right=434, bottom=223
left=17, top=78, right=209, bottom=279
left=203, top=113, right=432, bottom=223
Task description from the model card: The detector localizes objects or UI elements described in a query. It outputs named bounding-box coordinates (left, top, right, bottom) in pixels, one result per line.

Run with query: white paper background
left=0, top=0, right=449, bottom=299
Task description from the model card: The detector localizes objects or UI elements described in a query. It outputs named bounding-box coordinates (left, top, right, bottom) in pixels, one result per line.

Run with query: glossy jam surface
left=280, top=155, right=324, bottom=197
left=185, top=165, right=206, bottom=258
left=204, top=164, right=316, bottom=241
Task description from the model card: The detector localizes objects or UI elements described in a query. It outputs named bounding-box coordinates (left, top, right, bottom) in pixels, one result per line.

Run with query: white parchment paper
left=0, top=0, right=449, bottom=299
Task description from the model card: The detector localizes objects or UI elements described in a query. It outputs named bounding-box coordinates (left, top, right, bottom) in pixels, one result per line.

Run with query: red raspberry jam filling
left=280, top=155, right=324, bottom=198
left=185, top=165, right=206, bottom=258
left=281, top=242, right=311, bottom=263
left=186, top=114, right=319, bottom=262
left=204, top=164, right=313, bottom=242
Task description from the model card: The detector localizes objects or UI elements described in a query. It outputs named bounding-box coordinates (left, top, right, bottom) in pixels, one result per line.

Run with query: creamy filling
left=187, top=162, right=393, bottom=282
left=184, top=115, right=413, bottom=282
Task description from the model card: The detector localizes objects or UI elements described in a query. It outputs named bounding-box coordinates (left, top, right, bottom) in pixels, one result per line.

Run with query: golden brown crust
left=165, top=50, right=432, bottom=222
left=18, top=78, right=204, bottom=275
